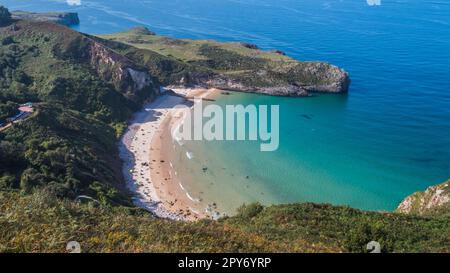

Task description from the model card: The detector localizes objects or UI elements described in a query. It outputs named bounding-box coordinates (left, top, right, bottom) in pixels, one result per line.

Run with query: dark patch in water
left=410, top=157, right=437, bottom=163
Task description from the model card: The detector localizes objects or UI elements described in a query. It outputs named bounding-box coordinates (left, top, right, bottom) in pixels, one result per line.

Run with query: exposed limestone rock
left=397, top=180, right=450, bottom=216
left=127, top=68, right=154, bottom=91
left=87, top=41, right=155, bottom=101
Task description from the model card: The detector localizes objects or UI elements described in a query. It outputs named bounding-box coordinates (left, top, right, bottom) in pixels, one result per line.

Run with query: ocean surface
left=5, top=0, right=450, bottom=213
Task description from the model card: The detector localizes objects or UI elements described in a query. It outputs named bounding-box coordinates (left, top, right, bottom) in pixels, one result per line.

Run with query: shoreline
left=119, top=87, right=221, bottom=221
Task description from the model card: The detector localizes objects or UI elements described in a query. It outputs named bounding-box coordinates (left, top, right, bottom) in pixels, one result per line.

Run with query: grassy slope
left=99, top=27, right=290, bottom=64
left=0, top=191, right=448, bottom=253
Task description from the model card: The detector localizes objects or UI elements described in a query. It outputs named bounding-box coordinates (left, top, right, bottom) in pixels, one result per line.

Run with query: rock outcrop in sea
left=11, top=11, right=80, bottom=26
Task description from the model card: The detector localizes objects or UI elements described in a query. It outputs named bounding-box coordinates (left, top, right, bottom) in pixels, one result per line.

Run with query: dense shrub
left=0, top=21, right=140, bottom=205
left=0, top=193, right=448, bottom=253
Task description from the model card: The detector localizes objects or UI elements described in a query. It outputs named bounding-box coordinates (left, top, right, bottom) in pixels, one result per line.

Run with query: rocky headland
left=397, top=180, right=450, bottom=216
left=98, top=27, right=350, bottom=97
left=11, top=11, right=80, bottom=26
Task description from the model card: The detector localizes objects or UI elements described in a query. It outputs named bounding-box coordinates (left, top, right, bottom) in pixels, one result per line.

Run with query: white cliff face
left=397, top=181, right=450, bottom=215
left=127, top=68, right=154, bottom=91
left=87, top=41, right=156, bottom=101
left=425, top=184, right=450, bottom=209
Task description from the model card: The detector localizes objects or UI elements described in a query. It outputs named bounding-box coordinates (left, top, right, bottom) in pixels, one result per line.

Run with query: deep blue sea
left=4, top=0, right=450, bottom=212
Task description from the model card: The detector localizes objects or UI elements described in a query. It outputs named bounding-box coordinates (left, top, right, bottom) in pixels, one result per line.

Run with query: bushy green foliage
left=0, top=191, right=282, bottom=253
left=226, top=203, right=450, bottom=253
left=98, top=29, right=346, bottom=90
left=1, top=103, right=131, bottom=204
left=195, top=44, right=266, bottom=71
left=0, top=192, right=448, bottom=253
left=0, top=101, right=18, bottom=122
left=236, top=203, right=265, bottom=219
left=0, top=21, right=148, bottom=204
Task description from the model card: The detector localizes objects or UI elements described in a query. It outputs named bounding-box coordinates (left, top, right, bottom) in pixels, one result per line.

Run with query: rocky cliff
left=4, top=20, right=156, bottom=103
left=397, top=180, right=450, bottom=216
left=86, top=39, right=155, bottom=102
left=200, top=62, right=350, bottom=96
left=11, top=11, right=79, bottom=26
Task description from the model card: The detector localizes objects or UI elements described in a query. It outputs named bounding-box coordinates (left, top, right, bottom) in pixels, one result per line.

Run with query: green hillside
left=0, top=7, right=448, bottom=253
left=0, top=19, right=156, bottom=204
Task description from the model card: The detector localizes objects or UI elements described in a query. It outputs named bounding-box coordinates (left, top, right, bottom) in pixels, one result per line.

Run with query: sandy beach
left=119, top=87, right=221, bottom=221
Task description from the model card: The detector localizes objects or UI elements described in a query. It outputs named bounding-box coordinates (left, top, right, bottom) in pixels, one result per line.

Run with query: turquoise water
left=5, top=0, right=450, bottom=212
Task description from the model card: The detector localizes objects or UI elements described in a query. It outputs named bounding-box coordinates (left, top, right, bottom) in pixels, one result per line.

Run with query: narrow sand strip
left=119, top=88, right=221, bottom=221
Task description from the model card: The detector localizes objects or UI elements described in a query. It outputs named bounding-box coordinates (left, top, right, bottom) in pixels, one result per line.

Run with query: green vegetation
left=0, top=191, right=448, bottom=253
left=0, top=7, right=448, bottom=253
left=0, top=11, right=154, bottom=204
left=230, top=203, right=449, bottom=253
left=0, top=101, right=18, bottom=122
left=0, top=104, right=130, bottom=205
left=98, top=27, right=350, bottom=92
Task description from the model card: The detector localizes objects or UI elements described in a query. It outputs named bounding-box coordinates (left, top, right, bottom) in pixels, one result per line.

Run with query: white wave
left=185, top=192, right=201, bottom=203
left=67, top=0, right=81, bottom=6
left=189, top=207, right=200, bottom=215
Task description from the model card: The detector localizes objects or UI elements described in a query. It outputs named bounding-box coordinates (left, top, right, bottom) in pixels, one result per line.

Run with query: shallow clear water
left=5, top=0, right=450, bottom=212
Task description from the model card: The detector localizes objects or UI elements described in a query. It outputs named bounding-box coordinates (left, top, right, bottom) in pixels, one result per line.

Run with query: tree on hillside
left=0, top=6, right=12, bottom=25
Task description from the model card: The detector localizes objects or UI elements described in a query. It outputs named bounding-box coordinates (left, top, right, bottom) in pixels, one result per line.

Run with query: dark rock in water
left=11, top=11, right=80, bottom=26
left=129, top=26, right=156, bottom=36
left=221, top=91, right=231, bottom=95
left=240, top=42, right=259, bottom=50
left=0, top=6, right=12, bottom=26
left=268, top=49, right=286, bottom=55
left=409, top=157, right=437, bottom=163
